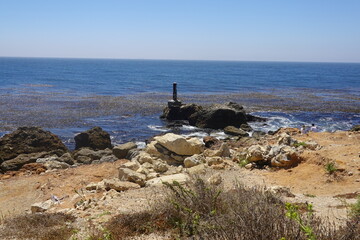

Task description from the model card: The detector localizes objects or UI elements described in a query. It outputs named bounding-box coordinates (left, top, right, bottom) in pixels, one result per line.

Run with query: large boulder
left=161, top=103, right=202, bottom=121
left=188, top=102, right=264, bottom=129
left=74, top=127, right=112, bottom=150
left=270, top=146, right=302, bottom=168
left=0, top=127, right=68, bottom=164
left=153, top=133, right=204, bottom=156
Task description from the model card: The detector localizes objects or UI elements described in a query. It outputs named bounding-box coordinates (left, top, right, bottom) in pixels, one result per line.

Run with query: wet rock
left=0, top=127, right=68, bottom=164
left=74, top=127, right=112, bottom=150
left=240, top=123, right=253, bottom=132
left=350, top=125, right=360, bottom=131
left=113, top=142, right=137, bottom=159
left=188, top=102, right=249, bottom=129
left=161, top=103, right=202, bottom=121
left=252, top=131, right=266, bottom=139
left=224, top=126, right=249, bottom=137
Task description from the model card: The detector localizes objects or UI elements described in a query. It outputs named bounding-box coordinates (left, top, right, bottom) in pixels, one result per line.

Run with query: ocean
left=0, top=57, right=359, bottom=149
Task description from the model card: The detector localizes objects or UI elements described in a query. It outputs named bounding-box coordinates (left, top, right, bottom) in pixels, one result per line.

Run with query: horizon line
left=1, top=55, right=359, bottom=64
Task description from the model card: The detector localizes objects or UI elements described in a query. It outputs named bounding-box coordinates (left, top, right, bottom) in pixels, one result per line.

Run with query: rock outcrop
left=0, top=127, right=68, bottom=164
left=74, top=127, right=112, bottom=150
left=161, top=102, right=265, bottom=130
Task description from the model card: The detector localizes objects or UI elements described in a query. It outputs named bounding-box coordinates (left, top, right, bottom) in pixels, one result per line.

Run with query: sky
left=0, top=0, right=360, bottom=62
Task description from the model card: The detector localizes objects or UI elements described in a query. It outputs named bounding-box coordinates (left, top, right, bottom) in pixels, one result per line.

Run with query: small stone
left=206, top=157, right=223, bottom=166
left=153, top=161, right=168, bottom=173
left=348, top=172, right=354, bottom=176
left=103, top=178, right=140, bottom=191
left=207, top=173, right=222, bottom=185
left=119, top=161, right=140, bottom=171
left=31, top=200, right=53, bottom=213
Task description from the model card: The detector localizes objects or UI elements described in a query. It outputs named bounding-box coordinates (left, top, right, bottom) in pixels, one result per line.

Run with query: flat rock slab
left=145, top=173, right=190, bottom=187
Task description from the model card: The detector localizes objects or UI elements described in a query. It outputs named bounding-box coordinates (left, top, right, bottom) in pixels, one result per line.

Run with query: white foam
left=136, top=141, right=146, bottom=149
left=147, top=125, right=169, bottom=132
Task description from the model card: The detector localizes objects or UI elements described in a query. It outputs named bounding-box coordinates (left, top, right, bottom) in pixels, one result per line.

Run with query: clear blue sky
left=1, top=0, right=359, bottom=62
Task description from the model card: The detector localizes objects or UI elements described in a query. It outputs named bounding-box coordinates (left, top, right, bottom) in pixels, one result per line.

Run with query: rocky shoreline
left=0, top=102, right=359, bottom=239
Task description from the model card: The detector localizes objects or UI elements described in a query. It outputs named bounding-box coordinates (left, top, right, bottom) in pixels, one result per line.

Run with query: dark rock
left=203, top=136, right=220, bottom=148
left=189, top=103, right=249, bottom=129
left=166, top=120, right=189, bottom=128
left=74, top=127, right=112, bottom=150
left=161, top=104, right=202, bottom=121
left=76, top=156, right=92, bottom=164
left=0, top=152, right=49, bottom=172
left=240, top=123, right=253, bottom=132
left=113, top=142, right=137, bottom=159
left=58, top=152, right=75, bottom=165
left=224, top=126, right=249, bottom=137
left=252, top=131, right=266, bottom=139
left=350, top=125, right=360, bottom=131
left=0, top=127, right=68, bottom=164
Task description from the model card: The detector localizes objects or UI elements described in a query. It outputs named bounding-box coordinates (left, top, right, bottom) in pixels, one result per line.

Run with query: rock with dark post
left=0, top=127, right=68, bottom=164
left=74, top=127, right=112, bottom=150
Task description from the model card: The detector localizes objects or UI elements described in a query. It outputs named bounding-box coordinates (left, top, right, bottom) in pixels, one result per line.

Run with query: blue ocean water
left=0, top=57, right=359, bottom=148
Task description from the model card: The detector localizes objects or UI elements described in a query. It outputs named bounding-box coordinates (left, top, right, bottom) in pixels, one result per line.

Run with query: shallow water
left=0, top=58, right=359, bottom=149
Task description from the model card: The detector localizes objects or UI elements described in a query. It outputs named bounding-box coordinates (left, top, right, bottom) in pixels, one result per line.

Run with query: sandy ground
left=0, top=130, right=359, bottom=234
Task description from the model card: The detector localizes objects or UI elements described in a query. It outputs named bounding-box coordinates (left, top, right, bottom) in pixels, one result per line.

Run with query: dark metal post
left=173, top=82, right=178, bottom=102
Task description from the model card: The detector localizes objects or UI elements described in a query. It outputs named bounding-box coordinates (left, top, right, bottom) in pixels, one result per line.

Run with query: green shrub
left=325, top=162, right=337, bottom=174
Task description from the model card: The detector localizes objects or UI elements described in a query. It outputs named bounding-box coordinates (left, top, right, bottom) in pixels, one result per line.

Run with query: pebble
left=355, top=179, right=360, bottom=182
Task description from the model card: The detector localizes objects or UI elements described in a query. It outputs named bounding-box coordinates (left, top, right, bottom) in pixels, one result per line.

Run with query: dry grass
left=106, top=177, right=360, bottom=240
left=0, top=212, right=76, bottom=240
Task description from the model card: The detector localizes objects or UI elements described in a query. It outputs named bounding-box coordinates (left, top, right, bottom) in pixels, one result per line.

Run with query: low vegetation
left=104, top=177, right=359, bottom=240
left=1, top=179, right=359, bottom=240
left=0, top=212, right=76, bottom=240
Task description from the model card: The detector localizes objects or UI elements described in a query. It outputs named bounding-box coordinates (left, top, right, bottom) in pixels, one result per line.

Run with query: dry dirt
left=0, top=130, right=359, bottom=236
